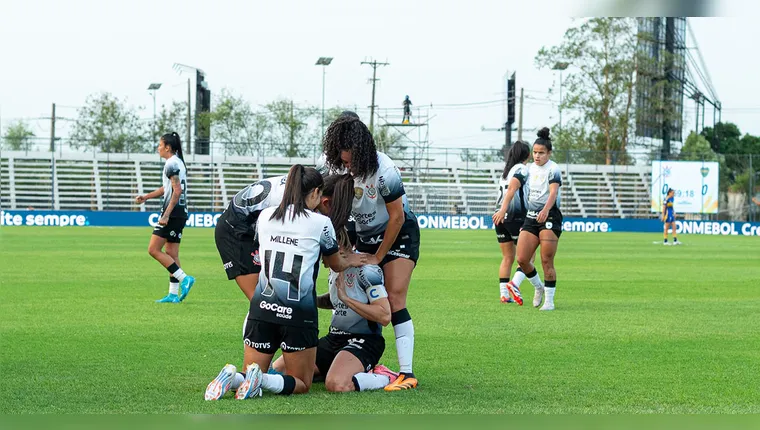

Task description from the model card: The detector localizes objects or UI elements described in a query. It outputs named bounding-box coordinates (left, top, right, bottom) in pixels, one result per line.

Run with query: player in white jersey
left=134, top=132, right=195, bottom=304
left=492, top=141, right=532, bottom=304
left=214, top=175, right=287, bottom=300
left=270, top=173, right=398, bottom=392
left=321, top=115, right=420, bottom=391
left=204, top=165, right=366, bottom=400
left=516, top=128, right=563, bottom=311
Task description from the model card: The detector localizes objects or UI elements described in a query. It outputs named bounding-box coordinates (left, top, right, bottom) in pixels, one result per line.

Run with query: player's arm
left=135, top=186, right=164, bottom=203
left=753, top=197, right=760, bottom=206
left=335, top=275, right=391, bottom=326
left=158, top=175, right=182, bottom=225
left=373, top=198, right=404, bottom=264
left=493, top=176, right=522, bottom=225
left=323, top=252, right=366, bottom=272
left=537, top=183, right=560, bottom=223
left=316, top=292, right=333, bottom=310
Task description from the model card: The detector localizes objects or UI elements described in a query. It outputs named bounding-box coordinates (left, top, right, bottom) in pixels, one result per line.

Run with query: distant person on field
left=662, top=188, right=679, bottom=245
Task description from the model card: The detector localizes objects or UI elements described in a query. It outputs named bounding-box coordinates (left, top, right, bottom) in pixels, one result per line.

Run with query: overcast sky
left=1, top=0, right=758, bottom=153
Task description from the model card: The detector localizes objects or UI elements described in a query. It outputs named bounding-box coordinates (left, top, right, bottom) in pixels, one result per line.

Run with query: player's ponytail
left=161, top=132, right=185, bottom=165
left=322, top=173, right=354, bottom=249
left=272, top=164, right=324, bottom=222
left=502, top=141, right=530, bottom=179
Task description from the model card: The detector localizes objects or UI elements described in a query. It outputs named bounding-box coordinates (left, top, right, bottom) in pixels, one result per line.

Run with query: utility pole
left=517, top=88, right=525, bottom=141
left=186, top=78, right=192, bottom=155
left=661, top=17, right=675, bottom=160
left=361, top=59, right=389, bottom=134
left=50, top=103, right=56, bottom=152
left=290, top=99, right=295, bottom=154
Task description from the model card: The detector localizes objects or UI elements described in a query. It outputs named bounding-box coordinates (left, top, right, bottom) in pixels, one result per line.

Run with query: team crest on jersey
left=345, top=272, right=357, bottom=288
left=366, top=184, right=377, bottom=199
left=354, top=187, right=364, bottom=200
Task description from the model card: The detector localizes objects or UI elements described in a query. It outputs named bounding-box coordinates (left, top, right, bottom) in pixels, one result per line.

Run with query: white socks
left=172, top=269, right=187, bottom=282
left=393, top=319, right=414, bottom=374
left=352, top=373, right=390, bottom=391
left=261, top=374, right=284, bottom=394
left=528, top=272, right=544, bottom=290
left=499, top=280, right=509, bottom=298
left=512, top=270, right=527, bottom=287
left=231, top=372, right=245, bottom=390
left=169, top=282, right=179, bottom=296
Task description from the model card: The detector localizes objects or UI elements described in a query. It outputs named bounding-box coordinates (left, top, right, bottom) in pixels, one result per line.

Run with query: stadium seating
left=0, top=152, right=655, bottom=218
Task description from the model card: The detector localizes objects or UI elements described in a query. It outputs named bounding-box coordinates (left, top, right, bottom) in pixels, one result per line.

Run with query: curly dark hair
left=322, top=115, right=379, bottom=180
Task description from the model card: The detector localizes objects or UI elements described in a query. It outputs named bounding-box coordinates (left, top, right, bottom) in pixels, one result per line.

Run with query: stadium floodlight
left=315, top=57, right=334, bottom=142
left=147, top=83, right=162, bottom=91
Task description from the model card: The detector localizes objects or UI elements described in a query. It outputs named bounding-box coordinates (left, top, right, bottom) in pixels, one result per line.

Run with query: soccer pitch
left=1, top=227, right=758, bottom=414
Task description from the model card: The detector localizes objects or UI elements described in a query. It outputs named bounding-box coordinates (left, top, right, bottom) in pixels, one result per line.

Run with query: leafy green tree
left=70, top=93, right=148, bottom=153
left=2, top=121, right=36, bottom=151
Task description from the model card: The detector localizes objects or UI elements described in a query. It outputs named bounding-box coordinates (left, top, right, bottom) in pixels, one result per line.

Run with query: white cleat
left=540, top=302, right=555, bottom=311
left=235, top=363, right=263, bottom=400
left=205, top=364, right=236, bottom=401
left=533, top=286, right=545, bottom=308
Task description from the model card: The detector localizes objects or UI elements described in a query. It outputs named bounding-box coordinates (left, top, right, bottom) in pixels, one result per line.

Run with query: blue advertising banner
left=3, top=210, right=760, bottom=236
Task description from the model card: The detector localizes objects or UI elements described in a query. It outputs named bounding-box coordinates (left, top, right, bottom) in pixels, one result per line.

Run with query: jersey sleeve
left=164, top=159, right=181, bottom=179
left=360, top=265, right=387, bottom=302
left=512, top=165, right=528, bottom=186
left=320, top=219, right=339, bottom=256
left=549, top=165, right=562, bottom=186
left=377, top=160, right=405, bottom=203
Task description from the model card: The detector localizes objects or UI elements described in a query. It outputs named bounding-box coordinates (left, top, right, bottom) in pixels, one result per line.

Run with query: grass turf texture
left=1, top=226, right=758, bottom=414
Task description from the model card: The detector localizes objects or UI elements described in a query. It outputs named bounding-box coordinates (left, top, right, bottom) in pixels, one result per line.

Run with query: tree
left=207, top=89, right=271, bottom=157
left=679, top=132, right=721, bottom=162
left=70, top=93, right=148, bottom=153
left=373, top=127, right=407, bottom=159
left=150, top=101, right=189, bottom=145
left=535, top=18, right=639, bottom=165
left=701, top=122, right=742, bottom=154
left=2, top=121, right=36, bottom=151
left=266, top=98, right=319, bottom=158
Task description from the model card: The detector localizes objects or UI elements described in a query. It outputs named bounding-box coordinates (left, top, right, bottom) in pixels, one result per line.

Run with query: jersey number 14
left=262, top=250, right=303, bottom=301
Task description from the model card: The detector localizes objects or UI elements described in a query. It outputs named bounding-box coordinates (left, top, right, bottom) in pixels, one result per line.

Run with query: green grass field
left=1, top=226, right=759, bottom=414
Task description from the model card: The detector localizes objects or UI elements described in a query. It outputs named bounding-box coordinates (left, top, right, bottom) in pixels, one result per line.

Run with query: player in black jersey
left=204, top=165, right=366, bottom=400
left=215, top=175, right=287, bottom=300
left=134, top=132, right=195, bottom=303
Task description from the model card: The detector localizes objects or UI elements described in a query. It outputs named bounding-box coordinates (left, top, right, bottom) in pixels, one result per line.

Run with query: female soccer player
left=272, top=173, right=398, bottom=392
left=516, top=128, right=562, bottom=311
left=492, top=141, right=530, bottom=304
left=214, top=175, right=287, bottom=300
left=662, top=188, right=679, bottom=245
left=321, top=115, right=420, bottom=391
left=204, top=165, right=366, bottom=400
left=134, top=132, right=195, bottom=303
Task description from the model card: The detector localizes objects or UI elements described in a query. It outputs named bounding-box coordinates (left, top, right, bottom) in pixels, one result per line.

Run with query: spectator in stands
left=321, top=115, right=420, bottom=391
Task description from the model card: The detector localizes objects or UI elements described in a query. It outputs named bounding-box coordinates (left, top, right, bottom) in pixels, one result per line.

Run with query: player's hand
left=335, top=273, right=348, bottom=302
left=362, top=253, right=381, bottom=267
left=158, top=215, right=169, bottom=226
left=346, top=253, right=369, bottom=268
left=135, top=195, right=146, bottom=204
left=492, top=210, right=506, bottom=225
left=537, top=209, right=549, bottom=224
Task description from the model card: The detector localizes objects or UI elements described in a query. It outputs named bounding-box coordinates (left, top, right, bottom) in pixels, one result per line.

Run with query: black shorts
left=521, top=208, right=563, bottom=239
left=152, top=217, right=186, bottom=243
left=243, top=319, right=318, bottom=354
left=355, top=213, right=420, bottom=266
left=215, top=217, right=261, bottom=280
left=315, top=332, right=385, bottom=376
left=495, top=219, right=523, bottom=244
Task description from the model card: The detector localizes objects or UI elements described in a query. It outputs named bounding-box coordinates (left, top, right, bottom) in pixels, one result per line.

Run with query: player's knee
left=147, top=246, right=162, bottom=259
left=516, top=254, right=531, bottom=268
left=325, top=376, right=354, bottom=393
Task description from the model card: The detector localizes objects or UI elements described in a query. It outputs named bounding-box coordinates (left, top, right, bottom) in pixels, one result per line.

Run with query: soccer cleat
left=179, top=275, right=195, bottom=302
left=505, top=281, right=523, bottom=306
left=372, top=364, right=399, bottom=383
left=500, top=295, right=514, bottom=304
left=384, top=373, right=418, bottom=391
left=540, top=302, right=555, bottom=311
left=156, top=293, right=180, bottom=303
left=663, top=242, right=671, bottom=246
left=533, top=287, right=544, bottom=308
left=235, top=363, right=263, bottom=400
left=205, top=364, right=236, bottom=400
